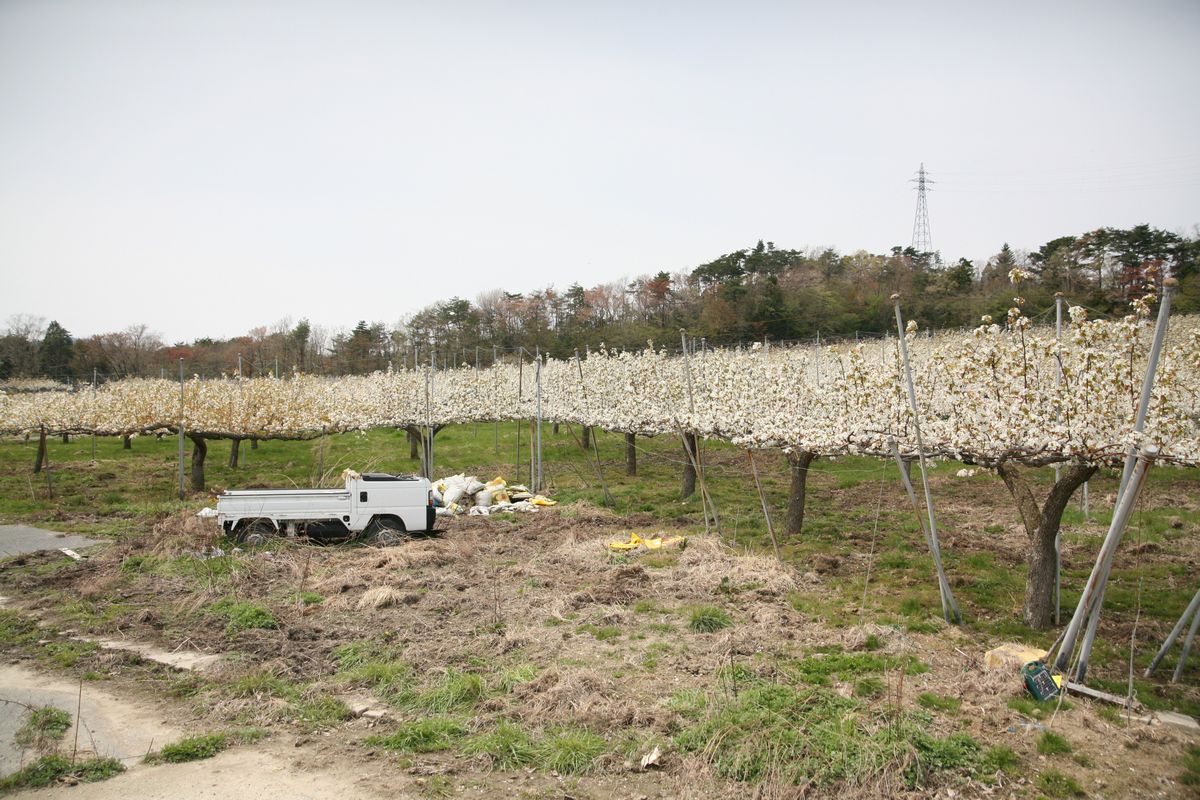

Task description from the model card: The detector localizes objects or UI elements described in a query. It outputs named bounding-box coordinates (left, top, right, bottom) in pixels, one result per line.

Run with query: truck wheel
left=365, top=517, right=406, bottom=547
left=236, top=520, right=275, bottom=547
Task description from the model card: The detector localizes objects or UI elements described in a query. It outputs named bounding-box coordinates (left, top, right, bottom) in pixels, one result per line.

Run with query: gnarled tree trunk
left=61, top=432, right=69, bottom=444
left=681, top=433, right=698, bottom=499
left=996, top=462, right=1096, bottom=629
left=581, top=426, right=592, bottom=451
left=408, top=429, right=420, bottom=460
left=189, top=434, right=208, bottom=492
left=229, top=438, right=241, bottom=468
left=786, top=450, right=817, bottom=537
left=625, top=432, right=637, bottom=477
left=122, top=434, right=132, bottom=450
left=250, top=437, right=258, bottom=450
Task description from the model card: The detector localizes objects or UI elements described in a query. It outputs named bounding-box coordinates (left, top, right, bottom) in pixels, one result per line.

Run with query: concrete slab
left=0, top=525, right=100, bottom=558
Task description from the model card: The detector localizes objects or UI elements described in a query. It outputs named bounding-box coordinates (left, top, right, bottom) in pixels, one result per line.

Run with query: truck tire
left=364, top=516, right=406, bottom=547
left=236, top=519, right=275, bottom=547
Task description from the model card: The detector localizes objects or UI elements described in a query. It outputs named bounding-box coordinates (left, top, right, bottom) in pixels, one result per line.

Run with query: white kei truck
left=216, top=472, right=435, bottom=546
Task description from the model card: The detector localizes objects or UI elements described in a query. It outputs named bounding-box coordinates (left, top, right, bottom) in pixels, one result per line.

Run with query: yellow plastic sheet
left=530, top=496, right=557, bottom=507
left=607, top=532, right=686, bottom=552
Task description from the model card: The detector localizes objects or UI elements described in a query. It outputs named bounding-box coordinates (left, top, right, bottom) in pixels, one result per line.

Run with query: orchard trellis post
left=1052, top=447, right=1157, bottom=676
left=1072, top=278, right=1176, bottom=680
left=1054, top=292, right=1064, bottom=625
left=888, top=436, right=957, bottom=623
left=1145, top=586, right=1200, bottom=681
left=891, top=295, right=961, bottom=624
left=90, top=367, right=97, bottom=462
left=177, top=358, right=185, bottom=500
left=535, top=346, right=543, bottom=492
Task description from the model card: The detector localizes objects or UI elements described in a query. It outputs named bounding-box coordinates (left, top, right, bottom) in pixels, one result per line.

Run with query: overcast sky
left=1, top=0, right=1197, bottom=343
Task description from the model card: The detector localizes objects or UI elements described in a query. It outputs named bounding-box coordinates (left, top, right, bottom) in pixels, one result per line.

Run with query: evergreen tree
left=38, top=321, right=74, bottom=382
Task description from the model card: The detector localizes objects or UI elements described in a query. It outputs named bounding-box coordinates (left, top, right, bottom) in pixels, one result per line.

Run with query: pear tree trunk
left=681, top=433, right=698, bottom=499
left=786, top=451, right=817, bottom=537
left=996, top=462, right=1096, bottom=629
left=189, top=434, right=208, bottom=492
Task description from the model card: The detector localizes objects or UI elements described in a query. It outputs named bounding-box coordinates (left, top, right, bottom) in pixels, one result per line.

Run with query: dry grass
left=356, top=586, right=405, bottom=610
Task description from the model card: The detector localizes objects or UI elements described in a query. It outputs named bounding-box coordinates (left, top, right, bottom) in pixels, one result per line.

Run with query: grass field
left=2, top=424, right=1199, bottom=796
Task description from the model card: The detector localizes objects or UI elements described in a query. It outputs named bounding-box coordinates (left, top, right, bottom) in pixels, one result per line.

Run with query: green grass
left=1037, top=730, right=1072, bottom=756
left=672, top=681, right=978, bottom=788
left=1007, top=696, right=1072, bottom=720
left=688, top=606, right=732, bottom=633
left=494, top=663, right=538, bottom=693
left=366, top=717, right=466, bottom=753
left=534, top=728, right=607, bottom=775
left=43, top=640, right=99, bottom=668
left=227, top=670, right=298, bottom=700
left=414, top=670, right=485, bottom=713
left=14, top=706, right=73, bottom=750
left=1180, top=745, right=1200, bottom=787
left=0, top=755, right=124, bottom=791
left=577, top=623, right=621, bottom=641
left=978, top=745, right=1020, bottom=777
left=290, top=696, right=353, bottom=731
left=151, top=732, right=230, bottom=763
left=1037, top=768, right=1085, bottom=797
left=333, top=642, right=414, bottom=705
left=463, top=722, right=538, bottom=769
left=4, top=425, right=1200, bottom=719
left=208, top=597, right=278, bottom=633
left=917, top=692, right=961, bottom=713
left=784, top=649, right=927, bottom=686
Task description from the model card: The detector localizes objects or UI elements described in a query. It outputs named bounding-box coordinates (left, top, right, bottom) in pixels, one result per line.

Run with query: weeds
left=415, top=670, right=484, bottom=713
left=674, top=682, right=978, bottom=788
left=577, top=623, right=621, bottom=641
left=14, top=706, right=72, bottom=751
left=1180, top=745, right=1200, bottom=786
left=290, top=696, right=353, bottom=731
left=917, top=692, right=961, bottom=713
left=333, top=641, right=415, bottom=702
left=150, top=732, right=230, bottom=763
left=978, top=745, right=1020, bottom=777
left=366, top=717, right=466, bottom=753
left=1037, top=769, right=1085, bottom=797
left=0, top=755, right=124, bottom=791
left=1007, top=696, right=1071, bottom=720
left=494, top=664, right=538, bottom=693
left=463, top=721, right=538, bottom=769
left=1037, top=731, right=1072, bottom=756
left=688, top=606, right=732, bottom=633
left=535, top=728, right=607, bottom=775
left=208, top=598, right=277, bottom=633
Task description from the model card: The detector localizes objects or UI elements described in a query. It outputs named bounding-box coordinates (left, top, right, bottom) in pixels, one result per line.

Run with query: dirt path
left=1, top=663, right=392, bottom=799
left=16, top=745, right=391, bottom=800
left=0, top=664, right=177, bottom=772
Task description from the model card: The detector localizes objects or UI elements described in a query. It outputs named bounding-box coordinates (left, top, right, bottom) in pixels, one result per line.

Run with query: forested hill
left=3, top=224, right=1197, bottom=380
